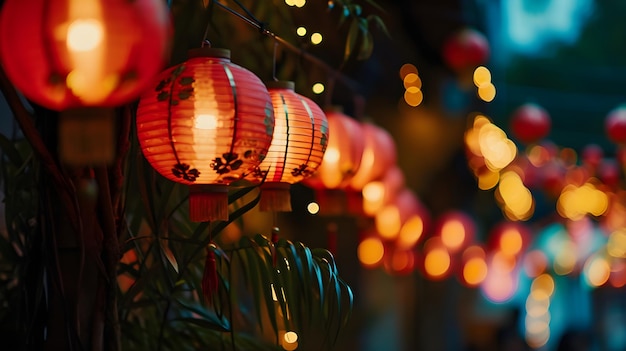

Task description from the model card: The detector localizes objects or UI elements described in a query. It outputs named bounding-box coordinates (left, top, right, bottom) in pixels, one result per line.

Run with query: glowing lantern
left=0, top=0, right=171, bottom=164
left=304, top=108, right=365, bottom=189
left=349, top=122, right=396, bottom=190
left=442, top=28, right=490, bottom=71
left=247, top=81, right=328, bottom=212
left=510, top=103, right=551, bottom=144
left=605, top=105, right=626, bottom=144
left=137, top=48, right=274, bottom=222
left=362, top=166, right=405, bottom=216
left=374, top=188, right=425, bottom=241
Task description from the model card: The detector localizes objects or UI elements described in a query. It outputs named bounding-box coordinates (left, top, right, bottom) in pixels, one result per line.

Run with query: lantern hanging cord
left=213, top=0, right=361, bottom=94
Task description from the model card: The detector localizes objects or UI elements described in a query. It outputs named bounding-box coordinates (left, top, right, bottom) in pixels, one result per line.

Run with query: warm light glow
left=397, top=215, right=424, bottom=248
left=500, top=228, right=523, bottom=256
left=492, top=251, right=517, bottom=273
left=399, top=63, right=418, bottom=80
left=323, top=148, right=339, bottom=163
left=296, top=26, right=307, bottom=36
left=310, top=32, right=323, bottom=45
left=195, top=114, right=218, bottom=129
left=478, top=124, right=516, bottom=171
left=391, top=250, right=414, bottom=272
left=608, top=229, right=626, bottom=258
left=557, top=183, right=609, bottom=220
left=531, top=274, right=555, bottom=297
left=307, top=202, right=320, bottom=214
left=424, top=241, right=451, bottom=279
left=285, top=0, right=296, bottom=6
left=463, top=257, right=488, bottom=286
left=404, top=86, right=423, bottom=107
left=482, top=271, right=515, bottom=303
left=66, top=19, right=104, bottom=52
left=358, top=237, right=384, bottom=266
left=526, top=294, right=550, bottom=318
left=362, top=181, right=384, bottom=202
left=403, top=73, right=422, bottom=89
left=523, top=250, right=548, bottom=277
left=472, top=66, right=491, bottom=87
left=478, top=169, right=500, bottom=190
left=375, top=205, right=401, bottom=239
left=283, top=331, right=298, bottom=344
left=312, top=83, right=325, bottom=94
left=478, top=82, right=496, bottom=102
left=553, top=241, right=577, bottom=275
left=497, top=171, right=534, bottom=220
left=294, top=0, right=306, bottom=7
left=441, top=219, right=466, bottom=252
left=585, top=255, right=610, bottom=287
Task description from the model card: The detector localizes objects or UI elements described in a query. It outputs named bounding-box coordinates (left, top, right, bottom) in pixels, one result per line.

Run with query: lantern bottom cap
left=260, top=182, right=292, bottom=212
left=189, top=185, right=229, bottom=222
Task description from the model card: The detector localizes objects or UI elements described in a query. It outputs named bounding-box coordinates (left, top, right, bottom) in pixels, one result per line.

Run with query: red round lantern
left=606, top=106, right=626, bottom=144
left=510, top=103, right=551, bottom=144
left=348, top=122, right=397, bottom=191
left=442, top=28, right=490, bottom=71
left=137, top=48, right=274, bottom=222
left=303, top=108, right=365, bottom=189
left=249, top=81, right=328, bottom=212
left=0, top=0, right=171, bottom=110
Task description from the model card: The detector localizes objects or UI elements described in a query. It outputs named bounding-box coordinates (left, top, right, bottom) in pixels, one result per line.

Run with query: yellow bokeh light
left=310, top=32, right=323, bottom=45
left=473, top=66, right=491, bottom=87
left=312, top=82, right=325, bottom=94
left=307, top=202, right=320, bottom=214
left=478, top=83, right=496, bottom=102
left=557, top=183, right=609, bottom=220
left=294, top=0, right=306, bottom=8
left=296, top=26, right=307, bottom=36
left=585, top=256, right=610, bottom=287
left=67, top=19, right=104, bottom=52
left=608, top=229, right=626, bottom=258
left=404, top=86, right=423, bottom=107
left=285, top=0, right=296, bottom=6
left=424, top=246, right=451, bottom=278
left=375, top=205, right=401, bottom=239
left=283, top=331, right=298, bottom=344
left=357, top=237, right=385, bottom=266
left=531, top=274, right=555, bottom=297
left=399, top=63, right=418, bottom=80
left=478, top=169, right=500, bottom=190
left=397, top=215, right=424, bottom=248
left=440, top=219, right=466, bottom=252
left=403, top=73, right=422, bottom=89
left=478, top=124, right=516, bottom=171
left=362, top=181, right=384, bottom=202
left=463, top=257, right=488, bottom=286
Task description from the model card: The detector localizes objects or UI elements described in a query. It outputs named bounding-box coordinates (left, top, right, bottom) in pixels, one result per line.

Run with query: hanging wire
left=212, top=0, right=361, bottom=96
left=271, top=40, right=278, bottom=82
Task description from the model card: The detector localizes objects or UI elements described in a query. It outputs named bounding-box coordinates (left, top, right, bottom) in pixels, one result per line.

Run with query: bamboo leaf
left=344, top=18, right=359, bottom=61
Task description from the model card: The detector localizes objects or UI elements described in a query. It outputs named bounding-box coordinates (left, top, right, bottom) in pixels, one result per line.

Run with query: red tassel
left=202, top=247, right=218, bottom=303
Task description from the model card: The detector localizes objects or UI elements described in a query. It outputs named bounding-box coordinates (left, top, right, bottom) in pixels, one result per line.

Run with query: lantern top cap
left=188, top=47, right=231, bottom=60
left=266, top=80, right=295, bottom=90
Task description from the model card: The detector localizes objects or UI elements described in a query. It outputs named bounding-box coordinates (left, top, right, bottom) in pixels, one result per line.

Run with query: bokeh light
left=307, top=202, right=320, bottom=214
left=358, top=237, right=385, bottom=267
left=312, top=83, right=325, bottom=94
left=310, top=32, right=323, bottom=45
left=296, top=26, right=307, bottom=36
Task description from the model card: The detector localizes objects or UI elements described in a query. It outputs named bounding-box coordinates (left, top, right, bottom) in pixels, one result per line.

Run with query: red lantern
left=0, top=0, right=171, bottom=165
left=249, top=81, right=328, bottom=212
left=362, top=165, right=405, bottom=216
left=137, top=48, right=274, bottom=222
left=606, top=106, right=626, bottom=144
left=442, top=28, right=490, bottom=71
left=510, top=103, right=551, bottom=144
left=0, top=0, right=170, bottom=109
left=348, top=122, right=397, bottom=190
left=304, top=108, right=365, bottom=189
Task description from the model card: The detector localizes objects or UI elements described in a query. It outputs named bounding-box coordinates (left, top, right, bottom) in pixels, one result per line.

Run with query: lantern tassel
left=260, top=182, right=292, bottom=212
left=189, top=185, right=229, bottom=222
left=202, top=247, right=218, bottom=304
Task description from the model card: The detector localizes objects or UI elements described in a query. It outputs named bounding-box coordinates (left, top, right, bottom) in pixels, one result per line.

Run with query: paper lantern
left=0, top=0, right=171, bottom=164
left=137, top=48, right=274, bottom=222
left=304, top=108, right=365, bottom=189
left=362, top=165, right=405, bottom=216
left=349, top=122, right=397, bottom=190
left=248, top=81, right=328, bottom=212
left=510, top=103, right=551, bottom=144
left=606, top=106, right=626, bottom=144
left=442, top=28, right=490, bottom=71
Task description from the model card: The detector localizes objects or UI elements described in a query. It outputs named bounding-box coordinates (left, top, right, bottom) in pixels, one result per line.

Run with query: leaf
left=344, top=18, right=359, bottom=61
left=172, top=317, right=230, bottom=332
left=368, top=14, right=390, bottom=37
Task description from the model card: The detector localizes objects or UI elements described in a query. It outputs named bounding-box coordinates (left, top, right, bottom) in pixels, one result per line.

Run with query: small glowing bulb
left=294, top=0, right=306, bottom=8
left=283, top=331, right=298, bottom=344
left=307, top=202, right=320, bottom=214
left=310, top=32, right=323, bottom=45
left=296, top=26, right=307, bottom=36
left=324, top=148, right=339, bottom=163
left=312, top=83, right=325, bottom=94
left=67, top=19, right=104, bottom=52
left=285, top=0, right=296, bottom=6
